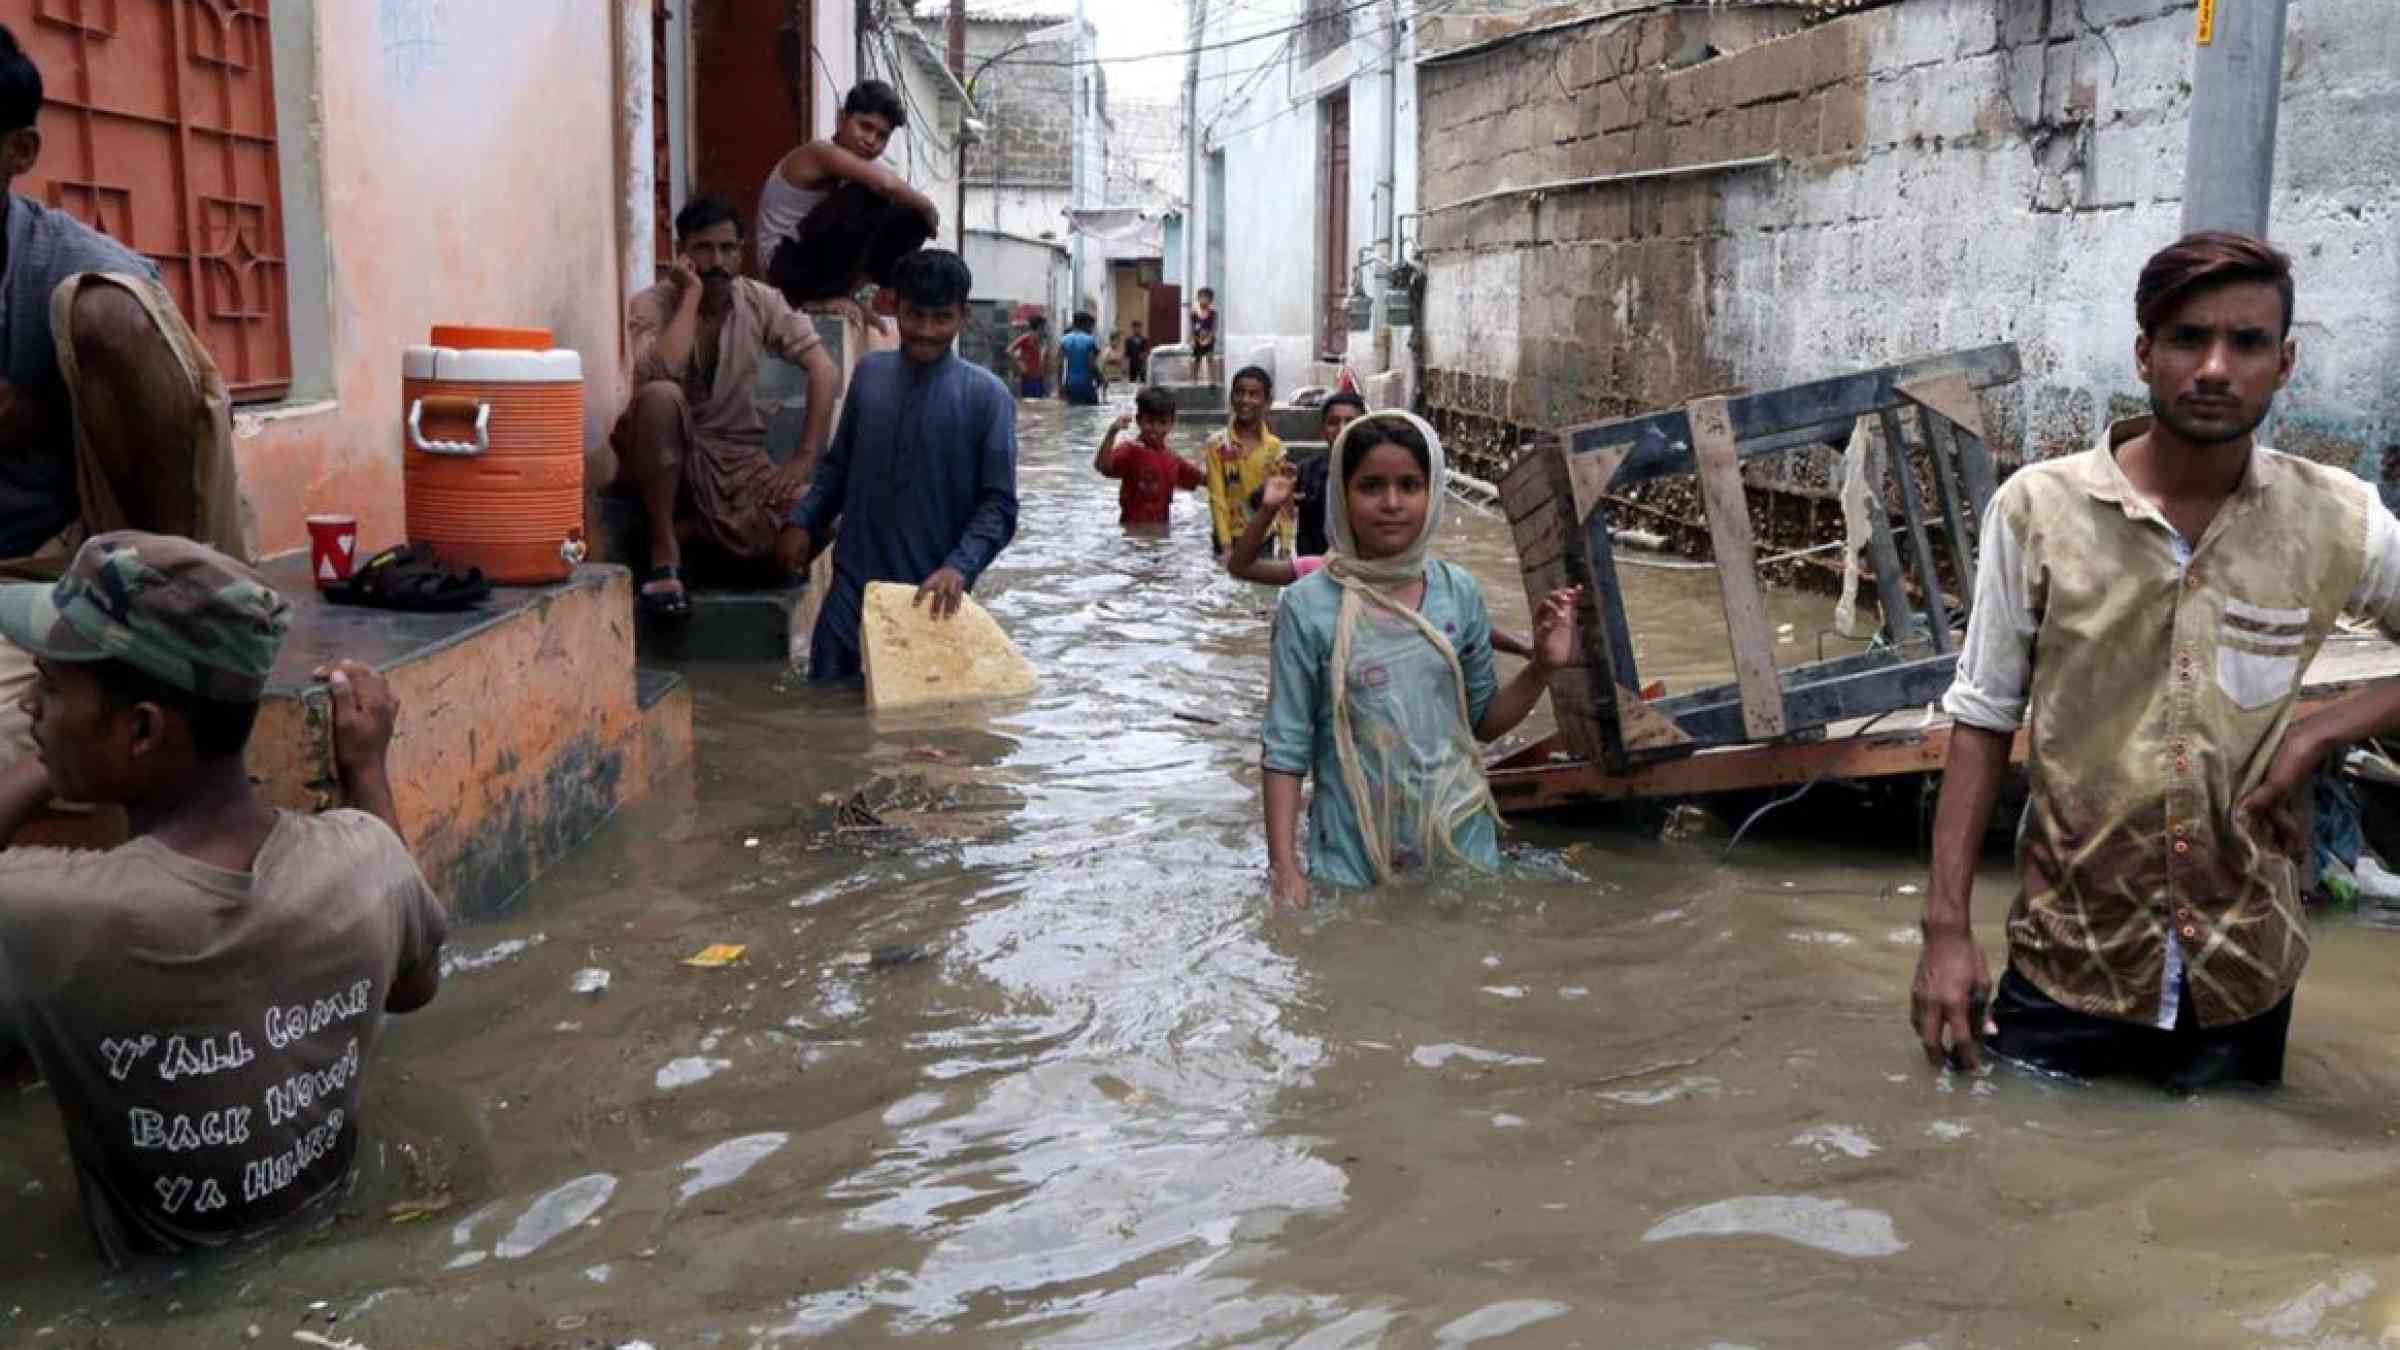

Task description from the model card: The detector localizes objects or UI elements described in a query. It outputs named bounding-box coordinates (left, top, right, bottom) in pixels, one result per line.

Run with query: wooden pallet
left=1502, top=343, right=2021, bottom=773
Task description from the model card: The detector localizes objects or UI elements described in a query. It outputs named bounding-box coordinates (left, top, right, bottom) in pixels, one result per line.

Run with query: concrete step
left=243, top=555, right=693, bottom=919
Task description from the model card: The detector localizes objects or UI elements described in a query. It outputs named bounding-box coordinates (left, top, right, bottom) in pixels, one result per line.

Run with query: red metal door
left=1146, top=283, right=1181, bottom=355
left=693, top=0, right=813, bottom=275
left=7, top=0, right=293, bottom=401
left=1318, top=90, right=1350, bottom=362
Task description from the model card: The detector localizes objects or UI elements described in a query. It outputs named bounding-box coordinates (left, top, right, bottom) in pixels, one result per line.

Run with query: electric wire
left=1720, top=708, right=1906, bottom=861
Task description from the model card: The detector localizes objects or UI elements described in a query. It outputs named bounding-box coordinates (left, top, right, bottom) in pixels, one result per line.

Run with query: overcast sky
left=1092, top=0, right=1189, bottom=101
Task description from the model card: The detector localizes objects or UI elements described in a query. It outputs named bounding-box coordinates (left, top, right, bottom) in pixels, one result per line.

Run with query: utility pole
left=2180, top=0, right=2289, bottom=238
left=1071, top=0, right=1089, bottom=315
left=949, top=0, right=967, bottom=255
left=1185, top=0, right=1205, bottom=333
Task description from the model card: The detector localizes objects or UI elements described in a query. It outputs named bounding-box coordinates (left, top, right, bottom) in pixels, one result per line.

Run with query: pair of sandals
left=324, top=544, right=493, bottom=612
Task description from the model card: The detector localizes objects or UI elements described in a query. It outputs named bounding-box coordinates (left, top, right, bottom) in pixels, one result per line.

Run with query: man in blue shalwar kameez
left=779, top=249, right=1018, bottom=682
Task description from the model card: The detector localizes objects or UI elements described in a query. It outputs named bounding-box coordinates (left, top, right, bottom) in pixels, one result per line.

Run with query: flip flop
left=324, top=545, right=493, bottom=612
left=639, top=564, right=691, bottom=620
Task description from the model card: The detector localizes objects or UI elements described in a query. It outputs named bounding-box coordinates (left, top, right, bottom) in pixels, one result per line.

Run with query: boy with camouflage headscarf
left=0, top=532, right=446, bottom=1265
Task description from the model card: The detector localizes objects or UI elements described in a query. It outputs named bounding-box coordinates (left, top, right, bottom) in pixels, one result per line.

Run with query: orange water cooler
left=401, top=325, right=587, bottom=584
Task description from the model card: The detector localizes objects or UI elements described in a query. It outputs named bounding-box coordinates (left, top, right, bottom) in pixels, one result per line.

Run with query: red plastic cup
left=306, top=514, right=359, bottom=588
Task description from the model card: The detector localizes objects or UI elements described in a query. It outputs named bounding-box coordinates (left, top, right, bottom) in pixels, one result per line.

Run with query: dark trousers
left=1987, top=967, right=2293, bottom=1092
left=766, top=182, right=933, bottom=306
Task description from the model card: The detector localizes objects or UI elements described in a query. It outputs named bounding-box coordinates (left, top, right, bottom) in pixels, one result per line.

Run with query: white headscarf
left=1316, top=410, right=1500, bottom=882
left=1325, top=409, right=1448, bottom=589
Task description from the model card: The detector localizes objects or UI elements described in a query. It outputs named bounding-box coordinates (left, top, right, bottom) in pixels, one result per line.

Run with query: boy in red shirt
left=1006, top=315, right=1049, bottom=400
left=1092, top=387, right=1203, bottom=527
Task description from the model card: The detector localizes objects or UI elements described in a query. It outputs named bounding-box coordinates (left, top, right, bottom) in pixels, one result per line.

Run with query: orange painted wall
left=236, top=1, right=632, bottom=560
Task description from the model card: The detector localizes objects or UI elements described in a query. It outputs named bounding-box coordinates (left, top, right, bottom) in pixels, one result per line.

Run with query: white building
left=1183, top=0, right=1419, bottom=402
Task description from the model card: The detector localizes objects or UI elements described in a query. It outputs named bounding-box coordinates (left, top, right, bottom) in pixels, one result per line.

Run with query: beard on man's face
left=2149, top=388, right=2272, bottom=448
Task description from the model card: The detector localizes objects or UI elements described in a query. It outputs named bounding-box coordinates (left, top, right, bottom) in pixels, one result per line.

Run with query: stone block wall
left=1415, top=0, right=2400, bottom=485
left=962, top=21, right=1075, bottom=189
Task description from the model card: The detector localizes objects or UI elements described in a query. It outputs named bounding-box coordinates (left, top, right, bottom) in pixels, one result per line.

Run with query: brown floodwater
left=8, top=402, right=2400, bottom=1348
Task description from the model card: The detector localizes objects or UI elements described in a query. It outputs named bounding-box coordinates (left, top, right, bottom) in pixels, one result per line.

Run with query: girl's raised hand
left=1533, top=585, right=1584, bottom=671
left=1261, top=465, right=1299, bottom=512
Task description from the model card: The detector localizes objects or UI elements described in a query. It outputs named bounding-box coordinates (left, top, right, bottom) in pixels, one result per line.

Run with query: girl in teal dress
left=1260, top=411, right=1582, bottom=906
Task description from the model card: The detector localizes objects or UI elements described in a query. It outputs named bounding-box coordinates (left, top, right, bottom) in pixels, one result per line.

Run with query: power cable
left=1719, top=708, right=1906, bottom=861
left=983, top=0, right=1395, bottom=69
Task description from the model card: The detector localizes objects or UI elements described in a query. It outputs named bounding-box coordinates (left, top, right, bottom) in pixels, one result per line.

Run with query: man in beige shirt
left=1913, top=232, right=2400, bottom=1090
left=611, top=194, right=841, bottom=618
left=0, top=532, right=445, bottom=1264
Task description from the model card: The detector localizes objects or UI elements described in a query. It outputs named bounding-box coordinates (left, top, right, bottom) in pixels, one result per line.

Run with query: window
left=8, top=0, right=293, bottom=402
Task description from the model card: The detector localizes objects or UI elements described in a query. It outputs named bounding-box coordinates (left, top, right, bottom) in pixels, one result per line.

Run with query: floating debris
left=570, top=968, right=612, bottom=995
left=681, top=944, right=747, bottom=970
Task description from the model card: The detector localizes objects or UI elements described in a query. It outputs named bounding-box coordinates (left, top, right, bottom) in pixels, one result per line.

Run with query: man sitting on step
left=0, top=22, right=253, bottom=770
left=609, top=194, right=841, bottom=618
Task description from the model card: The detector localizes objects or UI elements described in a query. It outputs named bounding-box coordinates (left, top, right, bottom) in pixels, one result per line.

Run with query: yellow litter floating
left=681, top=944, right=747, bottom=969
left=861, top=581, right=1037, bottom=711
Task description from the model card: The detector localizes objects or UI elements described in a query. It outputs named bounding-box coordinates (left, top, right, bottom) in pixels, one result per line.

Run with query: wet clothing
left=1189, top=305, right=1217, bottom=357
left=1060, top=331, right=1102, bottom=405
left=1262, top=561, right=1503, bottom=889
left=1008, top=332, right=1045, bottom=399
left=1987, top=968, right=2293, bottom=1090
left=0, top=811, right=446, bottom=1266
left=613, top=278, right=826, bottom=565
left=1101, top=442, right=1202, bottom=526
left=1124, top=334, right=1150, bottom=381
left=1943, top=417, right=2400, bottom=1031
left=762, top=179, right=932, bottom=308
left=1203, top=425, right=1289, bottom=555
left=788, top=350, right=1018, bottom=682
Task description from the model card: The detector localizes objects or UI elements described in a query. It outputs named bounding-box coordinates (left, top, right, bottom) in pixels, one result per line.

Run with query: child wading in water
left=1203, top=366, right=1290, bottom=557
left=1094, top=387, right=1204, bottom=528
left=1260, top=412, right=1581, bottom=906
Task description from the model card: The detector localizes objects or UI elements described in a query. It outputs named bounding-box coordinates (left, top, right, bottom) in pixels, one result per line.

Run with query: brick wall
left=1415, top=0, right=2400, bottom=487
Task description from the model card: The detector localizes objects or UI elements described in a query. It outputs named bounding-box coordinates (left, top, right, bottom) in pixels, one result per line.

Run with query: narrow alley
left=8, top=407, right=2400, bottom=1346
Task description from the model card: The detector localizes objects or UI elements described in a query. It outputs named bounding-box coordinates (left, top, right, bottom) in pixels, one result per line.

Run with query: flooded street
left=11, top=402, right=2400, bottom=1348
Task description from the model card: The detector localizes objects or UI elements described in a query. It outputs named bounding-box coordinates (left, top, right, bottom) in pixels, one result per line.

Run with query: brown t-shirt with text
left=0, top=810, right=445, bottom=1264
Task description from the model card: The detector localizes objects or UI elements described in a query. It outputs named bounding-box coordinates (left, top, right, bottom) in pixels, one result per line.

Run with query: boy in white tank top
left=757, top=81, right=941, bottom=333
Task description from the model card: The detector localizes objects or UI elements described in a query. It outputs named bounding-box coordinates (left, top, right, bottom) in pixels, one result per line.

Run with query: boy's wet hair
left=844, top=80, right=908, bottom=129
left=0, top=23, right=40, bottom=136
left=1230, top=366, right=1273, bottom=398
left=675, top=193, right=742, bottom=241
left=1197, top=287, right=1215, bottom=301
left=1338, top=414, right=1432, bottom=487
left=891, top=249, right=973, bottom=310
left=1072, top=311, right=1097, bottom=332
left=1135, top=387, right=1177, bottom=420
left=1026, top=314, right=1048, bottom=331
left=1320, top=391, right=1366, bottom=428
left=2136, top=230, right=2294, bottom=337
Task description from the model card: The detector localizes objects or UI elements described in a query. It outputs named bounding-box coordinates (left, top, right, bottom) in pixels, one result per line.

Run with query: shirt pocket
left=2215, top=598, right=2309, bottom=711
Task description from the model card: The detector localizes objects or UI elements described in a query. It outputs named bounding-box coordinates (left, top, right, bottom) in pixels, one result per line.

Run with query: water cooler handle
left=409, top=396, right=490, bottom=457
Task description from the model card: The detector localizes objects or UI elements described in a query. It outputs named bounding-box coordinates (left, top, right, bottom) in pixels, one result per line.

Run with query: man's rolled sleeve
left=2347, top=491, right=2400, bottom=639
left=1940, top=497, right=2035, bottom=732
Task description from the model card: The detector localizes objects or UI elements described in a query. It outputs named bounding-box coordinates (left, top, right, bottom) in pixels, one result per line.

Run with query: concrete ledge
left=245, top=557, right=694, bottom=919
left=1174, top=405, right=1330, bottom=443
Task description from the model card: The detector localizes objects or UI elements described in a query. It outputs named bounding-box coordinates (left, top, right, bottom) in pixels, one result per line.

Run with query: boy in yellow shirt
left=1202, top=366, right=1292, bottom=556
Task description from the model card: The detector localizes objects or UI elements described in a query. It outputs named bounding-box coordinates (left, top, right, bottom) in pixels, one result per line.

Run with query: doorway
left=1318, top=90, right=1352, bottom=362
